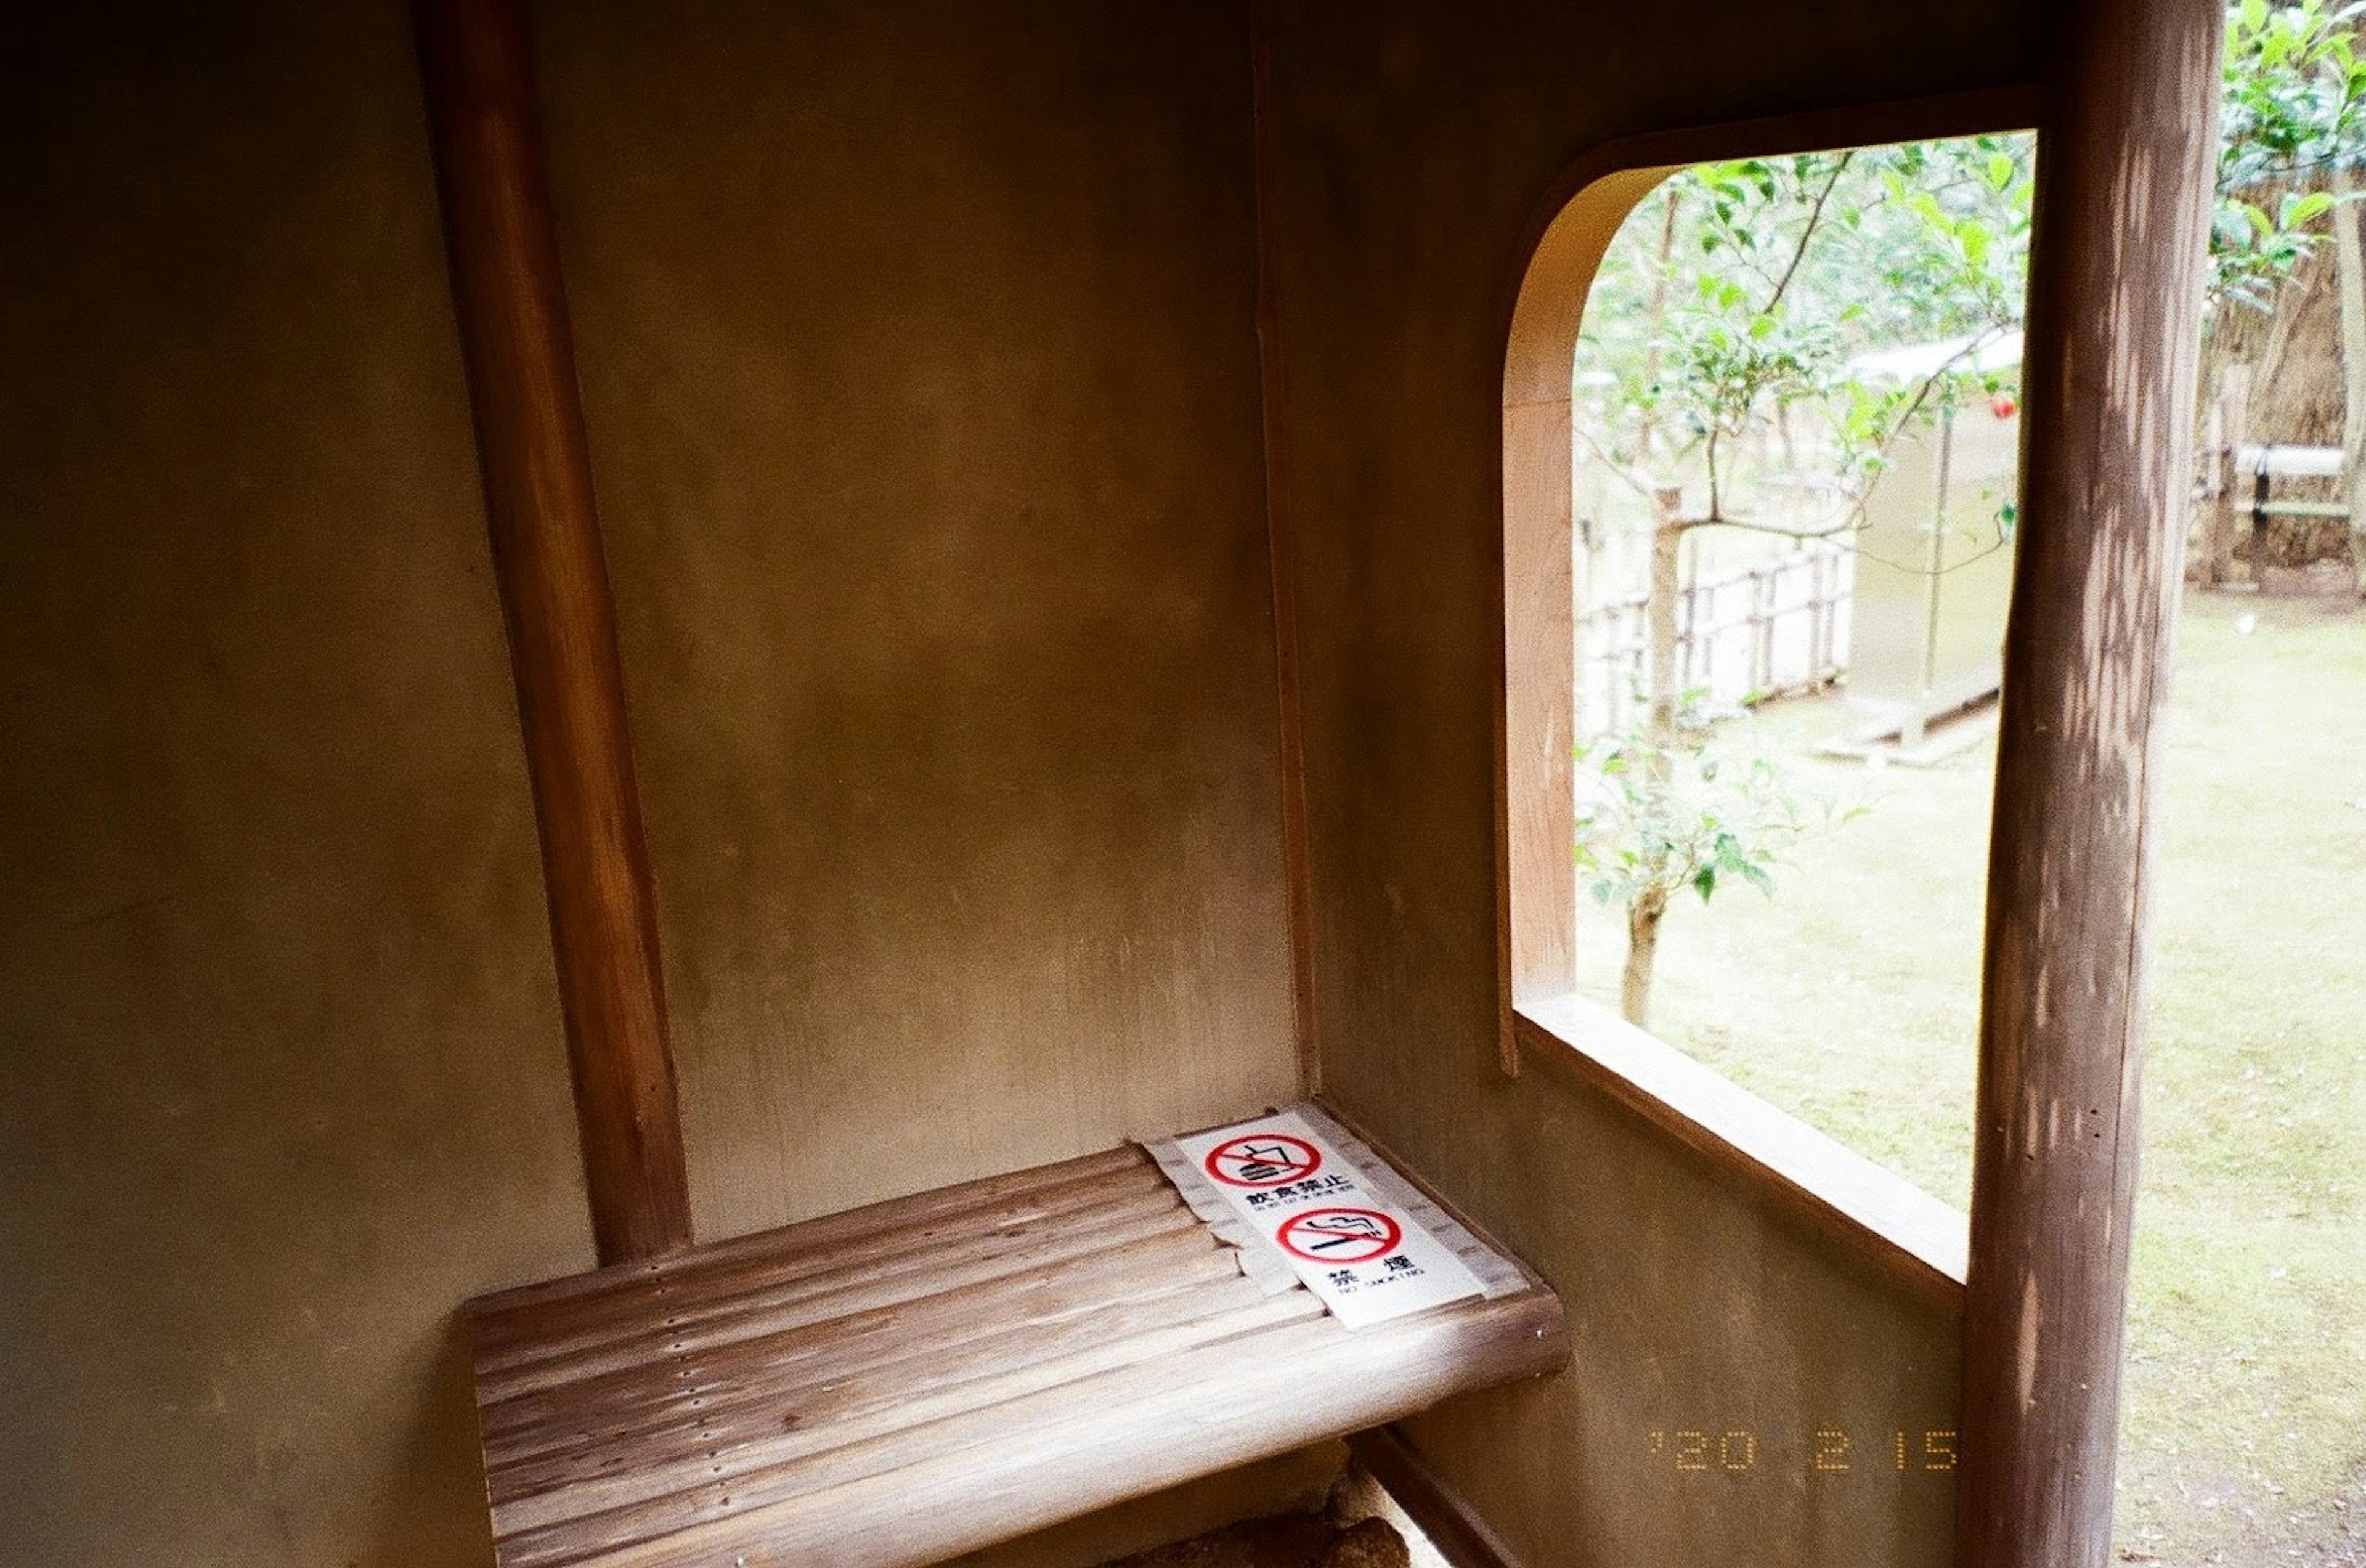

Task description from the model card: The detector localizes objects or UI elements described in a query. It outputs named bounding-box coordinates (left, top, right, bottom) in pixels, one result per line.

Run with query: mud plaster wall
left=0, top=5, right=587, bottom=1564
left=1260, top=4, right=2043, bottom=1564
left=534, top=0, right=1299, bottom=1242
left=1, top=1, right=1298, bottom=1563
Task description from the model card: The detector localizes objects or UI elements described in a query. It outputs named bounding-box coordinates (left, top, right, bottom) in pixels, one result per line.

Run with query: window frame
left=1494, top=87, right=2043, bottom=1298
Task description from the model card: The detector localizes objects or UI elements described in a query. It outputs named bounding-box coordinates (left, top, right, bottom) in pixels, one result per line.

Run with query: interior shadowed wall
left=1260, top=4, right=2042, bottom=1564
left=533, top=0, right=1301, bottom=1241
left=0, top=3, right=591, bottom=1564
left=1, top=0, right=2073, bottom=1562
left=1, top=1, right=1300, bottom=1563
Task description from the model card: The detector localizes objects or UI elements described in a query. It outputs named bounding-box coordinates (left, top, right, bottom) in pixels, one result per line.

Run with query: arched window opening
left=1505, top=138, right=2032, bottom=1205
left=1502, top=87, right=2366, bottom=1567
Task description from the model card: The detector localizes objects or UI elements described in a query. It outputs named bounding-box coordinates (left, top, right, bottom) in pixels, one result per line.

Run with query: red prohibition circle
left=1276, top=1206, right=1402, bottom=1264
left=1202, top=1133, right=1321, bottom=1188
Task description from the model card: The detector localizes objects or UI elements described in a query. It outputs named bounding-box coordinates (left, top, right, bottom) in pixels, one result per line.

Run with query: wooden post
left=1250, top=6, right=1323, bottom=1095
left=2205, top=362, right=2250, bottom=589
left=415, top=0, right=693, bottom=1264
left=2251, top=458, right=2275, bottom=588
left=1958, top=1, right=2221, bottom=1564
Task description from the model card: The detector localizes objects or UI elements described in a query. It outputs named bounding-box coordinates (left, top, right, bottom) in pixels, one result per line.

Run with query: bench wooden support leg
left=1959, top=2, right=2220, bottom=1562
left=415, top=0, right=693, bottom=1265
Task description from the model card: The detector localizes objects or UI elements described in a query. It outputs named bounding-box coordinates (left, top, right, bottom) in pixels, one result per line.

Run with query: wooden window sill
left=1513, top=993, right=1967, bottom=1311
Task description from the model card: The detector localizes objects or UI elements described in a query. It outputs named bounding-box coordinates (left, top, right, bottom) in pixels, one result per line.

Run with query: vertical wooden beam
left=2204, top=362, right=2250, bottom=589
left=1251, top=4, right=1323, bottom=1096
left=415, top=0, right=693, bottom=1265
left=1959, top=2, right=2221, bottom=1563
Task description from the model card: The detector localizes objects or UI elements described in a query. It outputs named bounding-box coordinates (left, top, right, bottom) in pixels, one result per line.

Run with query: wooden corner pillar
left=1959, top=2, right=2221, bottom=1563
left=415, top=0, right=693, bottom=1265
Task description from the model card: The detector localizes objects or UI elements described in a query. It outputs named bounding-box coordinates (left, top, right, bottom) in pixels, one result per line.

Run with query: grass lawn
left=1574, top=588, right=2366, bottom=1564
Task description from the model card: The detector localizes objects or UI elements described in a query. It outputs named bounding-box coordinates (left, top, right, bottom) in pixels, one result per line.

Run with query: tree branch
left=1666, top=512, right=1857, bottom=540
left=1665, top=512, right=2015, bottom=579
left=1573, top=423, right=1664, bottom=503
left=1855, top=534, right=2013, bottom=577
left=1765, top=150, right=1856, bottom=316
left=1861, top=324, right=2007, bottom=465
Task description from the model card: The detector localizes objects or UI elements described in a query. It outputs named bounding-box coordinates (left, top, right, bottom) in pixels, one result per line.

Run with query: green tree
left=1575, top=689, right=1831, bottom=1028
left=1579, top=139, right=2031, bottom=742
left=2214, top=0, right=2366, bottom=307
left=2212, top=0, right=2366, bottom=589
left=1574, top=142, right=2028, bottom=1025
left=1573, top=1, right=2366, bottom=1026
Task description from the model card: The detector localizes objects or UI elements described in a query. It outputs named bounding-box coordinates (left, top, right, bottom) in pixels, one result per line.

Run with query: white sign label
left=1174, top=1110, right=1484, bottom=1329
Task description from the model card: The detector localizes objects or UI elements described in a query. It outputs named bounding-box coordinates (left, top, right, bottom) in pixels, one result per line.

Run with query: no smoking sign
left=1203, top=1133, right=1320, bottom=1188
left=1277, top=1206, right=1402, bottom=1264
left=1169, top=1109, right=1487, bottom=1330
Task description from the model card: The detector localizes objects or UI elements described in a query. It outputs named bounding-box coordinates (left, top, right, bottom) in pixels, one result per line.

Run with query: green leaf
left=2287, top=189, right=2335, bottom=225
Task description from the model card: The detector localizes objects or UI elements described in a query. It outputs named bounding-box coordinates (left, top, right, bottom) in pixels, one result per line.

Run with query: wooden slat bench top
left=465, top=1126, right=1568, bottom=1568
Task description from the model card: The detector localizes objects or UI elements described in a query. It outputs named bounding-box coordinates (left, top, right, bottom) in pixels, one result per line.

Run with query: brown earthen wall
left=1261, top=5, right=2041, bottom=1562
left=0, top=2, right=1297, bottom=1562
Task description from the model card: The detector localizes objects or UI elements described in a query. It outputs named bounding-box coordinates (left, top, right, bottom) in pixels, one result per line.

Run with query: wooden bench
left=464, top=1107, right=1568, bottom=1568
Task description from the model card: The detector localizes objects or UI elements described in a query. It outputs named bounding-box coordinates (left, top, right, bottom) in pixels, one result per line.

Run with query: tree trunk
left=1621, top=884, right=1668, bottom=1028
left=1627, top=489, right=1688, bottom=1032
left=1646, top=487, right=1685, bottom=746
left=1632, top=187, right=1682, bottom=467
left=2332, top=166, right=2366, bottom=595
